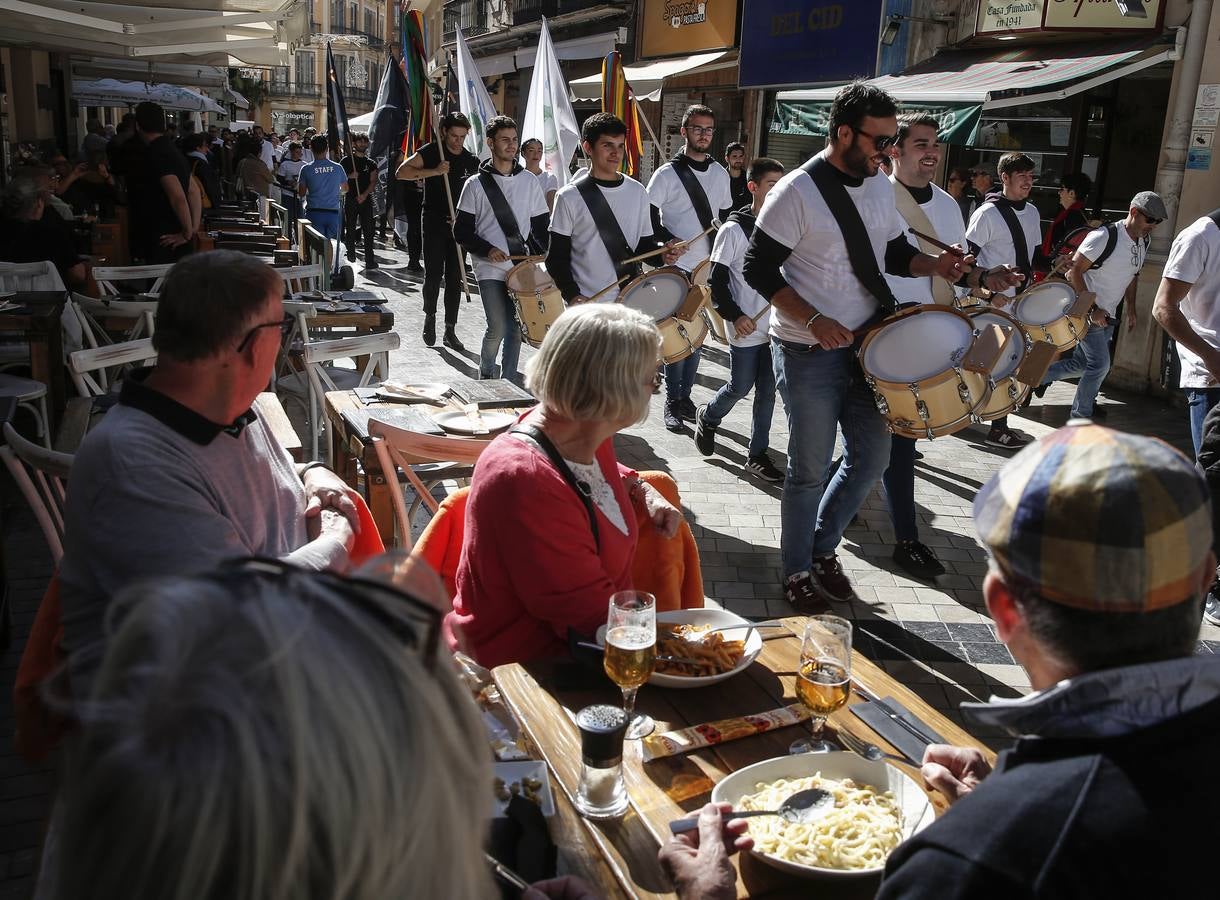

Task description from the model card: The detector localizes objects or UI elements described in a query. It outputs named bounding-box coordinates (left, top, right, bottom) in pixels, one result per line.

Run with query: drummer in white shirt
left=546, top=113, right=684, bottom=306
left=521, top=138, right=558, bottom=212
left=1035, top=191, right=1164, bottom=421
left=1153, top=206, right=1220, bottom=455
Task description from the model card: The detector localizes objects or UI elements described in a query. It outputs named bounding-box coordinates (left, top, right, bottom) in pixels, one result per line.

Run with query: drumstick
left=586, top=273, right=634, bottom=303
left=907, top=227, right=965, bottom=255
left=616, top=222, right=719, bottom=268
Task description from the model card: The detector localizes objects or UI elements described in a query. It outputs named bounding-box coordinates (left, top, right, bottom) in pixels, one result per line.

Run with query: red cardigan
left=445, top=433, right=638, bottom=669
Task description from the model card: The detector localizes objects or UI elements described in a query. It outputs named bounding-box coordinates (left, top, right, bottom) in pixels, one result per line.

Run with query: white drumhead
left=619, top=271, right=688, bottom=320
left=1014, top=282, right=1074, bottom=326
left=969, top=310, right=1023, bottom=379
left=862, top=309, right=973, bottom=383
left=505, top=259, right=553, bottom=292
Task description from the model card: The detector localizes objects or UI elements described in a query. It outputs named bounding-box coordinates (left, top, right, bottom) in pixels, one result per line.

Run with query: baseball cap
left=973, top=424, right=1212, bottom=612
left=1131, top=190, right=1168, bottom=221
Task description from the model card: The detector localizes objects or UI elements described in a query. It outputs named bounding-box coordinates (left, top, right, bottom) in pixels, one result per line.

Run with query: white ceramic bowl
left=596, top=607, right=765, bottom=689
left=711, top=752, right=934, bottom=879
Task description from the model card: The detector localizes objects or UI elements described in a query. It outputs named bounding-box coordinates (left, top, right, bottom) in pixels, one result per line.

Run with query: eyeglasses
left=236, top=314, right=293, bottom=352
left=1140, top=212, right=1163, bottom=226
left=852, top=127, right=898, bottom=152
left=685, top=125, right=715, bottom=136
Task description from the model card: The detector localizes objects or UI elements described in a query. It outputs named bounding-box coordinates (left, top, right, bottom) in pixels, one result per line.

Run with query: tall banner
left=369, top=51, right=409, bottom=161
left=601, top=51, right=643, bottom=177
left=521, top=17, right=580, bottom=188
left=325, top=44, right=352, bottom=164
left=453, top=28, right=497, bottom=160
left=400, top=4, right=432, bottom=155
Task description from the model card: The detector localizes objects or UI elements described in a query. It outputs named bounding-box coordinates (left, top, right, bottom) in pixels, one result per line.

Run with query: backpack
left=191, top=159, right=213, bottom=210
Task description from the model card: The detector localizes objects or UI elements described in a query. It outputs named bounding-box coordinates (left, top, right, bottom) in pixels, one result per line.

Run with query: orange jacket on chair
left=412, top=487, right=468, bottom=607
left=633, top=471, right=704, bottom=612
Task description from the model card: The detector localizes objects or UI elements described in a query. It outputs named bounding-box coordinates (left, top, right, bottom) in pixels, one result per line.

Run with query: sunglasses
left=853, top=127, right=898, bottom=152
left=236, top=314, right=293, bottom=352
left=1140, top=213, right=1163, bottom=225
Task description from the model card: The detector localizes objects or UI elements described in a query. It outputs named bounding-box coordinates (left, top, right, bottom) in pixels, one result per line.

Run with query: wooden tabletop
left=493, top=616, right=995, bottom=899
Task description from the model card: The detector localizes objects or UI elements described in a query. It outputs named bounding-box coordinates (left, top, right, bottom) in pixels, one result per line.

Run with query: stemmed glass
left=604, top=590, right=656, bottom=740
left=790, top=615, right=853, bottom=754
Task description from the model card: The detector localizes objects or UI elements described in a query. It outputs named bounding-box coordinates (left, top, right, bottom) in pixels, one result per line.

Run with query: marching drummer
left=694, top=157, right=786, bottom=484
left=965, top=152, right=1037, bottom=450
left=1033, top=191, right=1164, bottom=421
left=741, top=81, right=972, bottom=611
left=453, top=115, right=550, bottom=384
left=647, top=105, right=734, bottom=433
left=882, top=115, right=1021, bottom=581
left=547, top=113, right=684, bottom=306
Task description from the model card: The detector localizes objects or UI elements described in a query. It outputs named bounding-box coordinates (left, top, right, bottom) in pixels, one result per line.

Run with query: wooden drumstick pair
left=585, top=223, right=721, bottom=302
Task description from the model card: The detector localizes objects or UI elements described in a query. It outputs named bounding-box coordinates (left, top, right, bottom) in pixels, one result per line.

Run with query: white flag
left=521, top=17, right=580, bottom=188
left=453, top=28, right=497, bottom=160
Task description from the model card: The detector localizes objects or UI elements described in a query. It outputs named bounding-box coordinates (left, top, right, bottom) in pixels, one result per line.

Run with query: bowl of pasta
left=595, top=608, right=765, bottom=688
left=711, top=752, right=933, bottom=879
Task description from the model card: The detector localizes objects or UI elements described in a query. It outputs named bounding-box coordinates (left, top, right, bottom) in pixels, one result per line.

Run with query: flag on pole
left=400, top=4, right=432, bottom=155
left=601, top=51, right=643, bottom=177
left=369, top=52, right=409, bottom=161
left=453, top=28, right=497, bottom=160
left=325, top=44, right=353, bottom=165
left=521, top=17, right=580, bottom=189
left=440, top=59, right=459, bottom=119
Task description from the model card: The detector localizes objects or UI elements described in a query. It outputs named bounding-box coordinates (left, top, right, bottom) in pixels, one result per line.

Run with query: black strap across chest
left=509, top=424, right=600, bottom=552
left=477, top=171, right=528, bottom=257
left=987, top=198, right=1033, bottom=284
left=669, top=154, right=715, bottom=231
left=1208, top=209, right=1220, bottom=229
left=576, top=174, right=637, bottom=282
left=801, top=155, right=897, bottom=315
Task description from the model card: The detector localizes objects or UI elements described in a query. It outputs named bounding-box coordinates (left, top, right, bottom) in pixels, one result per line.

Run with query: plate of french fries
left=597, top=608, right=765, bottom=689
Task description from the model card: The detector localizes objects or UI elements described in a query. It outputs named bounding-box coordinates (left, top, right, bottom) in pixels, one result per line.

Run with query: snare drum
left=657, top=288, right=711, bottom=364
left=858, top=305, right=991, bottom=440
left=618, top=267, right=688, bottom=320
left=967, top=307, right=1031, bottom=420
left=506, top=258, right=564, bottom=348
left=689, top=259, right=729, bottom=343
left=1010, top=281, right=1087, bottom=352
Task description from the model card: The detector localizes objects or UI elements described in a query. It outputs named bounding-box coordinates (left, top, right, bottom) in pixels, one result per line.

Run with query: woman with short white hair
left=447, top=304, right=683, bottom=668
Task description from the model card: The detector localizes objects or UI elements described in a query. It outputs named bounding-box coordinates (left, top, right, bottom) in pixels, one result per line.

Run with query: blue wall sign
left=739, top=0, right=885, bottom=90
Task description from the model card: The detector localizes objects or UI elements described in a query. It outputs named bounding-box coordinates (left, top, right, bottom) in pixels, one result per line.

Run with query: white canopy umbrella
left=348, top=110, right=376, bottom=129
left=72, top=78, right=227, bottom=114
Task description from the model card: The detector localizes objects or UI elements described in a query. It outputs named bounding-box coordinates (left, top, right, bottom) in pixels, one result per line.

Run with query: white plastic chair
left=0, top=422, right=72, bottom=563
left=0, top=377, right=51, bottom=448
left=277, top=330, right=400, bottom=462
left=68, top=338, right=159, bottom=398
left=276, top=263, right=326, bottom=295
left=70, top=294, right=157, bottom=345
left=0, top=261, right=65, bottom=293
left=92, top=264, right=172, bottom=297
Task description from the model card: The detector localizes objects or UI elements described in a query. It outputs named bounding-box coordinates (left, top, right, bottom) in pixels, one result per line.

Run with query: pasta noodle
left=655, top=624, right=746, bottom=677
left=738, top=773, right=903, bottom=871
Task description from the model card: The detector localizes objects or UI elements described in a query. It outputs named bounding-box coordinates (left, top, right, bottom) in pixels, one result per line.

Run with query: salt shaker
left=575, top=704, right=629, bottom=818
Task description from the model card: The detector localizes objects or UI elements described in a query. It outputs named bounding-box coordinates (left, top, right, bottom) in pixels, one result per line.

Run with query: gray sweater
left=58, top=374, right=347, bottom=689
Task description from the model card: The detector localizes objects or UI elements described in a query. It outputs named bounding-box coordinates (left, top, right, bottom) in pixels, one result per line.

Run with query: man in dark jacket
left=661, top=423, right=1218, bottom=900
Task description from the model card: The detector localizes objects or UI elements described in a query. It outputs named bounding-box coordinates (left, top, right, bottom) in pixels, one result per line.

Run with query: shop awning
left=473, top=31, right=620, bottom=78
left=0, top=0, right=310, bottom=67
left=568, top=51, right=732, bottom=102
left=72, top=77, right=228, bottom=113
left=773, top=33, right=1179, bottom=145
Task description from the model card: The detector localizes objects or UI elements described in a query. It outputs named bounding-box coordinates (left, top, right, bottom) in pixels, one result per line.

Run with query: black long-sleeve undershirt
left=709, top=262, right=744, bottom=321
left=650, top=205, right=674, bottom=244
left=547, top=232, right=579, bottom=301
left=453, top=210, right=550, bottom=260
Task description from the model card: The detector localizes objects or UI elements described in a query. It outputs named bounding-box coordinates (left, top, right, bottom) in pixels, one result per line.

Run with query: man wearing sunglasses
left=1035, top=191, right=1165, bottom=421
left=58, top=251, right=363, bottom=692
left=742, top=81, right=975, bottom=611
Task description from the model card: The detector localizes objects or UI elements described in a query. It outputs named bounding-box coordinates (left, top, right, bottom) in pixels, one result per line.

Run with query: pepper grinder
left=575, top=704, right=629, bottom=818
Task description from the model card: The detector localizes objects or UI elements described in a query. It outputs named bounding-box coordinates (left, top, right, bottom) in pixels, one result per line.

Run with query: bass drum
left=967, top=307, right=1030, bottom=421
left=506, top=257, right=564, bottom=348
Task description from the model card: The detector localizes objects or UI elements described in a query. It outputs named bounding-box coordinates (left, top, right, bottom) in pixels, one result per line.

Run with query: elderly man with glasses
left=58, top=250, right=364, bottom=693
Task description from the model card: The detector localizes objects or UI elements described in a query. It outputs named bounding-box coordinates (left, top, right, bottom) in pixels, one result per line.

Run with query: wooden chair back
left=68, top=338, right=158, bottom=398
left=92, top=264, right=172, bottom=297
left=0, top=261, right=66, bottom=293
left=0, top=422, right=72, bottom=563
left=277, top=264, right=326, bottom=295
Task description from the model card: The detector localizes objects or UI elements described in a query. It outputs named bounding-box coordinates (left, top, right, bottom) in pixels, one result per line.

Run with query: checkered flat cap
left=973, top=424, right=1212, bottom=612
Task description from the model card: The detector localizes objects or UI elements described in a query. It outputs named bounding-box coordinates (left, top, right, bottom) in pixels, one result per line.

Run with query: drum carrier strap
left=477, top=170, right=530, bottom=257
left=985, top=197, right=1033, bottom=285
left=801, top=154, right=898, bottom=316
left=576, top=174, right=639, bottom=282
left=668, top=154, right=715, bottom=232
left=509, top=424, right=600, bottom=552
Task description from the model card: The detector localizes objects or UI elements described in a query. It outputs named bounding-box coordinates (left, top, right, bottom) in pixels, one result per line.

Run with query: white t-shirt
left=277, top=157, right=307, bottom=185
left=530, top=169, right=558, bottom=197
left=755, top=158, right=905, bottom=343
left=1164, top=214, right=1220, bottom=388
left=709, top=219, right=769, bottom=348
left=647, top=158, right=732, bottom=272
left=456, top=168, right=549, bottom=283
left=549, top=174, right=652, bottom=302
left=1077, top=223, right=1145, bottom=315
left=886, top=179, right=967, bottom=306
left=258, top=140, right=275, bottom=171
left=966, top=200, right=1042, bottom=297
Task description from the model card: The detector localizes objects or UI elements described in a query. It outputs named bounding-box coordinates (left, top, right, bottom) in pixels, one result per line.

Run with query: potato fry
left=655, top=623, right=746, bottom=677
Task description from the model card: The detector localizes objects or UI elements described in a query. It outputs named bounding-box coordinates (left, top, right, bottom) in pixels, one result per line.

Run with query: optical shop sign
left=739, top=0, right=883, bottom=90
left=975, top=0, right=1164, bottom=35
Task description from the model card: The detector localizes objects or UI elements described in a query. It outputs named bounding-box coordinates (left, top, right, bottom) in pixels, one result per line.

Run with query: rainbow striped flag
left=601, top=51, right=642, bottom=177
left=400, top=4, right=433, bottom=155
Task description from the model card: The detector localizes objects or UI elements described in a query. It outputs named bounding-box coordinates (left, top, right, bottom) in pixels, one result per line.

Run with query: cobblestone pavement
left=1, top=238, right=1217, bottom=894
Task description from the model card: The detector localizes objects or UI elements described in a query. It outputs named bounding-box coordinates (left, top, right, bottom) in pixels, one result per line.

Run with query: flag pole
left=632, top=95, right=662, bottom=169
left=430, top=53, right=472, bottom=303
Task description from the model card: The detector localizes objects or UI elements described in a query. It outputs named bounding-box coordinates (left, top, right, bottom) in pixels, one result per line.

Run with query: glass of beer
left=604, top=590, right=657, bottom=740
left=790, top=615, right=852, bottom=754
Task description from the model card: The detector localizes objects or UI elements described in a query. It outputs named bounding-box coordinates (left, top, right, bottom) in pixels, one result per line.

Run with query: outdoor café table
left=0, top=292, right=68, bottom=433
left=492, top=616, right=997, bottom=899
left=323, top=380, right=534, bottom=545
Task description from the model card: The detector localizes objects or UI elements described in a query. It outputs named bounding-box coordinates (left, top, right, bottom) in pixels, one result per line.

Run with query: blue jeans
left=478, top=279, right=521, bottom=382
left=1187, top=388, right=1220, bottom=457
left=882, top=435, right=919, bottom=543
left=773, top=339, right=892, bottom=576
left=1041, top=323, right=1114, bottom=418
left=702, top=342, right=776, bottom=457
left=665, top=346, right=702, bottom=404
left=307, top=208, right=342, bottom=268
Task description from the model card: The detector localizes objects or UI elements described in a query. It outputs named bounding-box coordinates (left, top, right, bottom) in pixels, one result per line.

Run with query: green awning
left=773, top=99, right=981, bottom=146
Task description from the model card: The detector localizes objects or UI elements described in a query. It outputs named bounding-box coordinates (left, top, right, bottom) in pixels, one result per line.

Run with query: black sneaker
left=663, top=402, right=682, bottom=432
left=893, top=540, right=946, bottom=580
left=678, top=397, right=698, bottom=421
left=984, top=427, right=1032, bottom=450
left=784, top=572, right=829, bottom=612
left=811, top=555, right=857, bottom=602
left=423, top=316, right=436, bottom=347
left=442, top=328, right=465, bottom=352
left=694, top=405, right=716, bottom=455
left=745, top=454, right=784, bottom=483
left=1034, top=383, right=1050, bottom=399
left=407, top=259, right=424, bottom=273
left=365, top=261, right=380, bottom=271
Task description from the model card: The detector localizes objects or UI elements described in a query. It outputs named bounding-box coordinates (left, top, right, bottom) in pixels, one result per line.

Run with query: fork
left=836, top=728, right=909, bottom=764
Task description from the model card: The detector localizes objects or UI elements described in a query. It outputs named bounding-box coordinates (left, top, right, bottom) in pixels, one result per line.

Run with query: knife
left=869, top=695, right=944, bottom=748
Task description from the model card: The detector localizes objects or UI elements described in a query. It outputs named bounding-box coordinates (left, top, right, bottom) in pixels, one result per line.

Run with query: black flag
left=369, top=53, right=409, bottom=161
left=440, top=59, right=459, bottom=119
left=325, top=44, right=352, bottom=165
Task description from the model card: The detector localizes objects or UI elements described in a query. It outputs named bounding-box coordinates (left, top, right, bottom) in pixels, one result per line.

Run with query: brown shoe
left=811, top=554, right=857, bottom=603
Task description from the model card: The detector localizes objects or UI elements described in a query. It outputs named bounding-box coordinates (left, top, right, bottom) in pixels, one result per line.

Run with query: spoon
left=668, top=788, right=833, bottom=834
